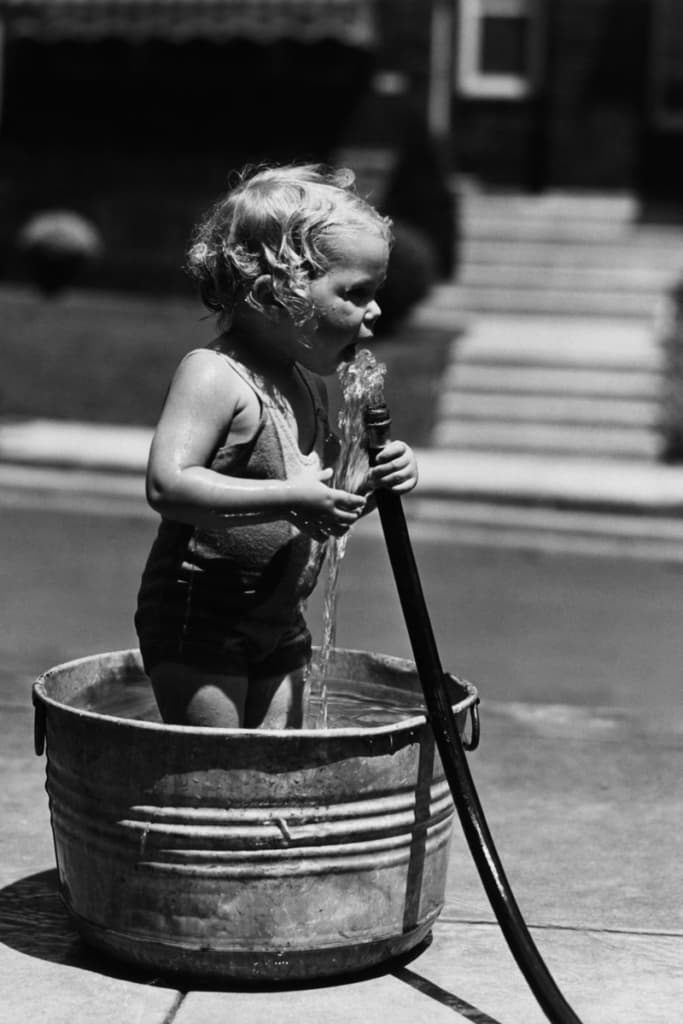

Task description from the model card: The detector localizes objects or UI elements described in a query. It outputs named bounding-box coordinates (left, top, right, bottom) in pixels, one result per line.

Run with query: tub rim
left=32, top=646, right=479, bottom=743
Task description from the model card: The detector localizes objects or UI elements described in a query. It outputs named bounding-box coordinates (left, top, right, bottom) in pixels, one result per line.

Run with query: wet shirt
left=135, top=355, right=341, bottom=674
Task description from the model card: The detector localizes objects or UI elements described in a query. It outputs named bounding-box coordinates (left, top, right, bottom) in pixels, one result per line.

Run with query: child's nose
left=365, top=299, right=381, bottom=321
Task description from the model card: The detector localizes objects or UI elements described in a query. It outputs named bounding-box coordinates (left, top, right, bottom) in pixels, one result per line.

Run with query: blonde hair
left=186, top=163, right=392, bottom=327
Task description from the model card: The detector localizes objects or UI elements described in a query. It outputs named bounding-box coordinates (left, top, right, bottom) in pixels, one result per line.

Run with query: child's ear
left=248, top=274, right=285, bottom=321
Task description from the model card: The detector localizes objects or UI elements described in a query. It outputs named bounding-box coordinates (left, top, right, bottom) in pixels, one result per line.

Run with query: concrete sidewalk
left=7, top=417, right=683, bottom=561
left=1, top=389, right=682, bottom=1021
left=4, top=417, right=683, bottom=514
left=3, top=687, right=681, bottom=1024
left=1, top=423, right=681, bottom=1022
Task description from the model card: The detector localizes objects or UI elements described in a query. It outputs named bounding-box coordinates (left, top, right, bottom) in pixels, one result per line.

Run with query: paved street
left=4, top=492, right=683, bottom=714
left=1, top=494, right=682, bottom=1023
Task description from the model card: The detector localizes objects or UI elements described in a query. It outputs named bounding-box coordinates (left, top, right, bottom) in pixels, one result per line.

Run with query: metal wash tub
left=33, top=647, right=479, bottom=981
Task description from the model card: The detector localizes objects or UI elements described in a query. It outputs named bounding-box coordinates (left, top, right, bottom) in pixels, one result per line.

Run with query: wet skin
left=295, top=231, right=389, bottom=375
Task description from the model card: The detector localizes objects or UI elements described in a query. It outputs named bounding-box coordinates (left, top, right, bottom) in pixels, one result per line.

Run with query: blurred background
left=0, top=0, right=459, bottom=299
left=2, top=0, right=683, bottom=290
left=3, top=0, right=683, bottom=457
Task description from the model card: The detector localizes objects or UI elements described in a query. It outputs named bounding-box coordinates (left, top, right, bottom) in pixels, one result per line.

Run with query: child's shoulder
left=177, top=346, right=248, bottom=383
left=169, top=347, right=256, bottom=407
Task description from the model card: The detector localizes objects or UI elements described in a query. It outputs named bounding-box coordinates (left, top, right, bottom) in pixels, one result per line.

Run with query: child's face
left=297, top=230, right=389, bottom=375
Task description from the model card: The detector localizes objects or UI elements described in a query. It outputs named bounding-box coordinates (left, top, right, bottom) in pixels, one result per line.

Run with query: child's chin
left=341, top=344, right=358, bottom=363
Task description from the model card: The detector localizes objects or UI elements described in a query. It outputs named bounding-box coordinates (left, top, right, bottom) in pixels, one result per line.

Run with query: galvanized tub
left=33, top=647, right=479, bottom=981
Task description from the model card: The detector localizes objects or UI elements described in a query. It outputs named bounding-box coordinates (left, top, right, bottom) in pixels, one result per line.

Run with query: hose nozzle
left=363, top=404, right=392, bottom=462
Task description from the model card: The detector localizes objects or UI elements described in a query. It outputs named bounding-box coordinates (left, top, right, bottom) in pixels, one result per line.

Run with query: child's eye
left=346, top=286, right=374, bottom=302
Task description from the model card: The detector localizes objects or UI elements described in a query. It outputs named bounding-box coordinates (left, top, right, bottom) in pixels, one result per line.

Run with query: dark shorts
left=138, top=617, right=312, bottom=682
left=135, top=523, right=319, bottom=684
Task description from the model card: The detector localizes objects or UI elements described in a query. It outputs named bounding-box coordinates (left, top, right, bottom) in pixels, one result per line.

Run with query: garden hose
left=365, top=404, right=585, bottom=1024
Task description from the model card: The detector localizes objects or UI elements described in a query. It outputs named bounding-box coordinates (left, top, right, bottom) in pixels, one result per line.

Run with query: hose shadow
left=393, top=965, right=505, bottom=1023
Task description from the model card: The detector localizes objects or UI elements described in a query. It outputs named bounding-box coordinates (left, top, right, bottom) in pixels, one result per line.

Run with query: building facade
left=377, top=0, right=683, bottom=199
left=0, top=0, right=681, bottom=289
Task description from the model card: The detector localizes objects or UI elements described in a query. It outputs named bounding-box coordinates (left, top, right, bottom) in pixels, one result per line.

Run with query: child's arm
left=146, top=351, right=365, bottom=534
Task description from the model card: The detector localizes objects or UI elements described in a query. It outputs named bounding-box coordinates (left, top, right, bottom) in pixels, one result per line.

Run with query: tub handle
left=33, top=698, right=46, bottom=756
left=449, top=688, right=481, bottom=752
left=463, top=699, right=480, bottom=752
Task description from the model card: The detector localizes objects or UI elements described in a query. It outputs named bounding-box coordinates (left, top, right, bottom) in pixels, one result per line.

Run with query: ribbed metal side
left=34, top=648, right=478, bottom=980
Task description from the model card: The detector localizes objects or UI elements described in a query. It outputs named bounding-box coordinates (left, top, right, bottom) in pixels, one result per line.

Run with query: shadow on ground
left=0, top=869, right=458, bottom=1000
left=0, top=869, right=162, bottom=983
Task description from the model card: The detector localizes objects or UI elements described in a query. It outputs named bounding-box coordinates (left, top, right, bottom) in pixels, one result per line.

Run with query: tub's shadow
left=0, top=869, right=164, bottom=984
left=0, top=869, right=432, bottom=992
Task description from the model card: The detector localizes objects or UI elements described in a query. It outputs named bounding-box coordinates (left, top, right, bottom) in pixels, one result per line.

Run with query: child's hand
left=368, top=441, right=418, bottom=494
left=287, top=466, right=366, bottom=540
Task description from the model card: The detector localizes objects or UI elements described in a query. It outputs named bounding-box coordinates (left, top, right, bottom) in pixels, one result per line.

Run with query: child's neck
left=220, top=310, right=299, bottom=380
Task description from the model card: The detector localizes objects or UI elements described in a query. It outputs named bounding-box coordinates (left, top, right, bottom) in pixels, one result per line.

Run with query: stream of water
left=305, top=349, right=388, bottom=728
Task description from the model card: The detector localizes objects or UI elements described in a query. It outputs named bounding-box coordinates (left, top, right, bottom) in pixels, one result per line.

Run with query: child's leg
left=244, top=667, right=307, bottom=729
left=150, top=661, right=248, bottom=728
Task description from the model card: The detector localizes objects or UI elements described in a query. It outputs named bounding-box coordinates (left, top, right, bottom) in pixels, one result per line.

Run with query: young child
left=135, top=164, right=418, bottom=729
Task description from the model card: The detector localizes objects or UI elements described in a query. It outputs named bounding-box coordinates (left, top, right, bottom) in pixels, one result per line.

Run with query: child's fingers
left=369, top=440, right=417, bottom=493
left=369, top=461, right=409, bottom=484
left=369, top=460, right=418, bottom=493
left=372, top=441, right=406, bottom=463
left=320, top=497, right=366, bottom=535
left=331, top=488, right=366, bottom=511
left=372, top=470, right=409, bottom=488
left=384, top=477, right=416, bottom=494
left=334, top=506, right=364, bottom=524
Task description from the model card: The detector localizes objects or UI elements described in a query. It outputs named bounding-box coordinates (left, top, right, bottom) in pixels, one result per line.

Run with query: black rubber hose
left=366, top=407, right=584, bottom=1024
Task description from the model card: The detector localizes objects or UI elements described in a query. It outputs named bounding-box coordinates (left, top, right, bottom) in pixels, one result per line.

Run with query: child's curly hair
left=186, top=163, right=393, bottom=328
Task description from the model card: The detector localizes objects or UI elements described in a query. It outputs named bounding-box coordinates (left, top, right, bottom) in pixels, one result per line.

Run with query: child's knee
left=245, top=669, right=306, bottom=729
left=150, top=662, right=248, bottom=728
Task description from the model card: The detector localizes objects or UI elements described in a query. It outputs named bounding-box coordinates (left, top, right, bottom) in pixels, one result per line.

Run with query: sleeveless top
left=134, top=353, right=341, bottom=672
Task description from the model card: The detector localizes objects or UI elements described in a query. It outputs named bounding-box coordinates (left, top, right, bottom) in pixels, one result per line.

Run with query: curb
left=4, top=419, right=683, bottom=518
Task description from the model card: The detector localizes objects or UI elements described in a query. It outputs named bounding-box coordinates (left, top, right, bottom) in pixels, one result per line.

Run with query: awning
left=0, top=0, right=377, bottom=45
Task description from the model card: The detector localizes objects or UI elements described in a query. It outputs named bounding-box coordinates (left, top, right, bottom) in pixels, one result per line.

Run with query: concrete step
left=460, top=215, right=683, bottom=245
left=454, top=191, right=683, bottom=318
left=444, top=364, right=661, bottom=397
left=439, top=392, right=657, bottom=428
left=461, top=215, right=640, bottom=244
left=445, top=316, right=660, bottom=366
left=460, top=190, right=639, bottom=224
left=433, top=420, right=660, bottom=459
left=427, top=283, right=662, bottom=320
left=459, top=262, right=677, bottom=293
left=454, top=286, right=660, bottom=317
left=433, top=316, right=664, bottom=461
left=431, top=186, right=674, bottom=458
left=464, top=237, right=683, bottom=269
left=460, top=194, right=683, bottom=241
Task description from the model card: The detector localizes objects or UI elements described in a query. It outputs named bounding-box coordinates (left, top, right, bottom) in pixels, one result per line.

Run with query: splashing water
left=308, top=349, right=387, bottom=728
left=334, top=348, right=388, bottom=495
